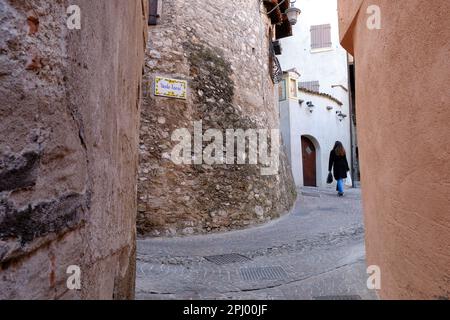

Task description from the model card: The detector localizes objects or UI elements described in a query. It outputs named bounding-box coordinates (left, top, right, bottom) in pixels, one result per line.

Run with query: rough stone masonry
left=138, top=0, right=297, bottom=237
left=0, top=0, right=147, bottom=299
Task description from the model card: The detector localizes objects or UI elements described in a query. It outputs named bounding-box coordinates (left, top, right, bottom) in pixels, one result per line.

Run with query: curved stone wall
left=138, top=0, right=297, bottom=237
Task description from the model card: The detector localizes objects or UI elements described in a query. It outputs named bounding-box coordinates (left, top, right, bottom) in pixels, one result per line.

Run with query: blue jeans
left=337, top=179, right=344, bottom=194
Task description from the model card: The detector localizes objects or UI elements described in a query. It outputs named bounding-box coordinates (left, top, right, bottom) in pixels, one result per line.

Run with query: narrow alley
left=136, top=188, right=376, bottom=300
left=1, top=0, right=449, bottom=304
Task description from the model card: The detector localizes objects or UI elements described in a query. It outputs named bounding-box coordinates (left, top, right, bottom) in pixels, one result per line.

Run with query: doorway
left=301, top=136, right=317, bottom=187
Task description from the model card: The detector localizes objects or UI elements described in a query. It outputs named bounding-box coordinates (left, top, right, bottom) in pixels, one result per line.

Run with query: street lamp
left=285, top=1, right=301, bottom=25
left=306, top=101, right=315, bottom=113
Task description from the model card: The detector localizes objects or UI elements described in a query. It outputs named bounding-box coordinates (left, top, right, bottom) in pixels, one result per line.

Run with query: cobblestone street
left=136, top=187, right=378, bottom=300
left=0, top=0, right=447, bottom=302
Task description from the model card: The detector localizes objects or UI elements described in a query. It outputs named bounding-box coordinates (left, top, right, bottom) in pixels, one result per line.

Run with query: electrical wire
left=259, top=0, right=288, bottom=15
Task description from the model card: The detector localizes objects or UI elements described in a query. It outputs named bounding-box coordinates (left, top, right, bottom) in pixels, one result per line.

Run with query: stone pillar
left=338, top=0, right=450, bottom=299
left=0, top=0, right=147, bottom=299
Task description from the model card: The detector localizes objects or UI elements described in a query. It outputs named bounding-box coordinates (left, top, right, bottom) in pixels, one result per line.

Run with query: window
left=289, top=79, right=297, bottom=98
left=299, top=81, right=320, bottom=92
left=310, top=24, right=332, bottom=50
left=148, top=0, right=162, bottom=25
left=279, top=79, right=287, bottom=101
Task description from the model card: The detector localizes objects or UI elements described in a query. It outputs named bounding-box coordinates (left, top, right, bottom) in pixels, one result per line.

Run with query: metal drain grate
left=313, top=295, right=362, bottom=300
left=240, top=266, right=288, bottom=281
left=204, top=253, right=251, bottom=265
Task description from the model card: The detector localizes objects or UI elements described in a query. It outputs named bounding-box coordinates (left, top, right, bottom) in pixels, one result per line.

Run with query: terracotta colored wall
left=338, top=0, right=450, bottom=299
left=0, top=0, right=147, bottom=299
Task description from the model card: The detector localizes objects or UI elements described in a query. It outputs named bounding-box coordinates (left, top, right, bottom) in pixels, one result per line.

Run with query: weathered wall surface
left=338, top=0, right=450, bottom=299
left=0, top=0, right=147, bottom=299
left=138, top=0, right=296, bottom=237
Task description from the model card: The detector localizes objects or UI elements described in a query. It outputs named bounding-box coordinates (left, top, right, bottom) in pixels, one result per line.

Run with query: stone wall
left=138, top=0, right=297, bottom=237
left=0, top=0, right=147, bottom=299
left=338, top=0, right=450, bottom=299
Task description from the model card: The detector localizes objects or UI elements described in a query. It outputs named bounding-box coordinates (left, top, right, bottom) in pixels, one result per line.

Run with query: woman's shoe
left=338, top=192, right=344, bottom=197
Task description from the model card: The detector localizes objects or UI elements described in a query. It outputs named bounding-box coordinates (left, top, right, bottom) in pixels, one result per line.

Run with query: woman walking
left=328, top=141, right=350, bottom=197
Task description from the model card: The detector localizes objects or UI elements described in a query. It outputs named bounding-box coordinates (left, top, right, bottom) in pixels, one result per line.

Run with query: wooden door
left=302, top=136, right=317, bottom=187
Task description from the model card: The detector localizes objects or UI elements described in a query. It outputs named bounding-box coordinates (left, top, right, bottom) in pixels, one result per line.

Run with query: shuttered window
left=290, top=79, right=297, bottom=98
left=299, top=81, right=320, bottom=92
left=310, top=24, right=332, bottom=50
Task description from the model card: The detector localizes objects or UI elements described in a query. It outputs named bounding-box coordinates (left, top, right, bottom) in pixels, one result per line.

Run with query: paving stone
left=136, top=188, right=378, bottom=300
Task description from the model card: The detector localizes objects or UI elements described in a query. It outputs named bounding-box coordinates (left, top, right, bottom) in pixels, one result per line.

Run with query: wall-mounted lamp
left=336, top=111, right=347, bottom=121
left=326, top=106, right=333, bottom=111
left=306, top=101, right=315, bottom=113
left=298, top=99, right=304, bottom=106
left=285, top=1, right=301, bottom=25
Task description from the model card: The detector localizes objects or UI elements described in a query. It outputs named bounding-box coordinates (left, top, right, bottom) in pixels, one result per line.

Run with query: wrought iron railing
left=269, top=41, right=283, bottom=84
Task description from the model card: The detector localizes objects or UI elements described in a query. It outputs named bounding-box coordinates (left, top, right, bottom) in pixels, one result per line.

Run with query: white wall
left=278, top=0, right=352, bottom=188
left=287, top=93, right=351, bottom=188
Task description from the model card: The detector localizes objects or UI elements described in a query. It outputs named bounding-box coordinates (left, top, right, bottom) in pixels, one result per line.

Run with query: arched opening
left=301, top=135, right=319, bottom=187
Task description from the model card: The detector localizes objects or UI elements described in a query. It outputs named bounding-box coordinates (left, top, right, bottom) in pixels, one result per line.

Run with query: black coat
left=328, top=150, right=349, bottom=180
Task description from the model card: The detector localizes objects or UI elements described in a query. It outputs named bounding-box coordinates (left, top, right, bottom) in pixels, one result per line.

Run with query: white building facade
left=278, top=0, right=352, bottom=188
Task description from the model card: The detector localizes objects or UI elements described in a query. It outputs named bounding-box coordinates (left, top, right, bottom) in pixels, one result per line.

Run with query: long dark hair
left=334, top=141, right=346, bottom=157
